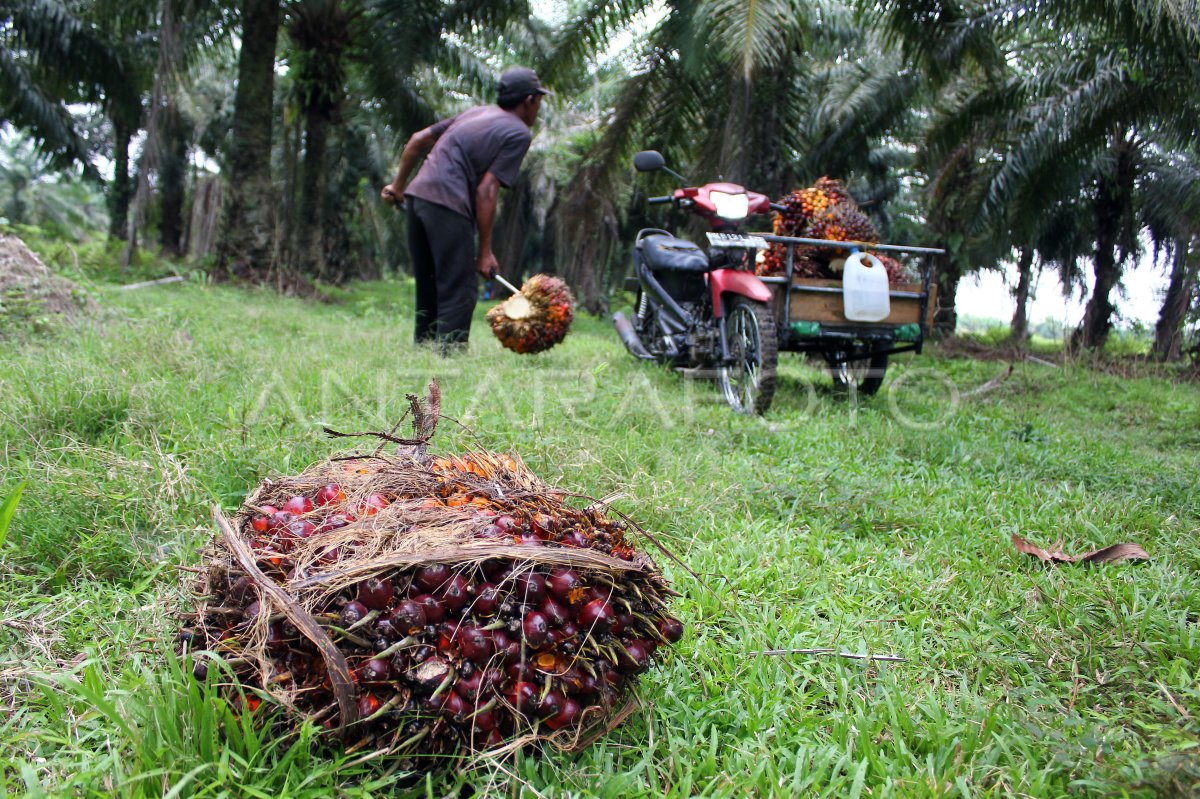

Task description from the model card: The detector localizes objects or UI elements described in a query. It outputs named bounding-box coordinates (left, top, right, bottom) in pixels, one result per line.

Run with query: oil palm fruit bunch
left=759, top=177, right=876, bottom=278
left=808, top=203, right=878, bottom=245
left=487, top=274, right=575, bottom=354
left=182, top=384, right=681, bottom=773
left=869, top=252, right=916, bottom=283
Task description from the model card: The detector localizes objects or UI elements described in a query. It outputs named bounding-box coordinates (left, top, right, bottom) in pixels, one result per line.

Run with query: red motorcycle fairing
left=707, top=269, right=772, bottom=317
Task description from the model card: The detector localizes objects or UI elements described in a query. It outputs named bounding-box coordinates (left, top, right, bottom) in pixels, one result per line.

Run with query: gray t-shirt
left=404, top=105, right=532, bottom=222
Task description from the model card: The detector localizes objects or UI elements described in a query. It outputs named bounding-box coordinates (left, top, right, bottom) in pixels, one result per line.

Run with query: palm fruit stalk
left=487, top=274, right=575, bottom=354
left=181, top=382, right=682, bottom=772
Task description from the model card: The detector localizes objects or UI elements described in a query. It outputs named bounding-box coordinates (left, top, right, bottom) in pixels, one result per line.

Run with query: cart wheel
left=719, top=297, right=778, bottom=414
left=827, top=347, right=889, bottom=396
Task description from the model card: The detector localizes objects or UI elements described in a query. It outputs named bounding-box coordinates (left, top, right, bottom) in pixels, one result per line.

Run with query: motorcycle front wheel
left=718, top=296, right=778, bottom=414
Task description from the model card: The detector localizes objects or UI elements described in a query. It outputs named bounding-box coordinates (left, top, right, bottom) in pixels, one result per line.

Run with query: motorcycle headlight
left=710, top=191, right=749, bottom=220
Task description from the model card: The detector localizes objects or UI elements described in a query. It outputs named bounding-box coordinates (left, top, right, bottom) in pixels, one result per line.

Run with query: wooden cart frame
left=753, top=234, right=946, bottom=362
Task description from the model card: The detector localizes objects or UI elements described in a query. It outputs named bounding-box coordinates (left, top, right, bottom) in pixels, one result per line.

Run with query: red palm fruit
left=314, top=484, right=345, bottom=507
left=545, top=629, right=565, bottom=647
left=482, top=667, right=505, bottom=690
left=515, top=535, right=542, bottom=547
left=604, top=668, right=622, bottom=687
left=458, top=625, right=494, bottom=664
left=658, top=617, right=685, bottom=643
left=473, top=582, right=502, bottom=615
left=505, top=680, right=537, bottom=713
left=442, top=692, right=467, bottom=718
left=357, top=577, right=394, bottom=610
left=513, top=573, right=546, bottom=605
left=265, top=622, right=287, bottom=651
left=482, top=560, right=510, bottom=582
left=228, top=575, right=255, bottom=601
left=484, top=728, right=504, bottom=748
left=575, top=671, right=600, bottom=699
left=577, top=599, right=615, bottom=632
left=282, top=495, right=314, bottom=515
left=242, top=600, right=262, bottom=621
left=357, top=693, right=382, bottom=718
left=389, top=599, right=426, bottom=633
left=440, top=574, right=472, bottom=613
left=411, top=593, right=446, bottom=623
left=610, top=611, right=632, bottom=636
left=438, top=621, right=460, bottom=654
left=414, top=564, right=451, bottom=593
left=478, top=524, right=505, bottom=540
left=585, top=586, right=609, bottom=603
left=530, top=513, right=556, bottom=538
left=537, top=690, right=566, bottom=719
left=317, top=512, right=354, bottom=534
left=505, top=662, right=531, bottom=683
left=547, top=568, right=581, bottom=603
left=360, top=657, right=390, bottom=682
left=559, top=621, right=580, bottom=639
left=472, top=709, right=498, bottom=732
left=363, top=493, right=390, bottom=515
left=492, top=630, right=520, bottom=662
left=522, top=611, right=550, bottom=647
left=268, top=510, right=294, bottom=531
left=339, top=600, right=369, bottom=627
left=617, top=640, right=652, bottom=674
left=544, top=697, right=581, bottom=730
left=454, top=671, right=484, bottom=700
left=250, top=513, right=272, bottom=533
left=541, top=598, right=569, bottom=627
left=280, top=518, right=316, bottom=548
left=494, top=515, right=516, bottom=533
left=560, top=529, right=589, bottom=548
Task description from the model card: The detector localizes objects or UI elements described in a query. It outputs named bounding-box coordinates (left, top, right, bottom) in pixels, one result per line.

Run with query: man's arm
left=474, top=171, right=502, bottom=277
left=380, top=127, right=436, bottom=206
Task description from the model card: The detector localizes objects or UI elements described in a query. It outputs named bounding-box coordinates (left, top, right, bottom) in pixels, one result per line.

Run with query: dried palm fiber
left=182, top=382, right=683, bottom=771
left=487, top=274, right=575, bottom=354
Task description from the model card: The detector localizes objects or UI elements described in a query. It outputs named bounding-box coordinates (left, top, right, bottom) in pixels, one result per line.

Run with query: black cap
left=497, top=66, right=552, bottom=102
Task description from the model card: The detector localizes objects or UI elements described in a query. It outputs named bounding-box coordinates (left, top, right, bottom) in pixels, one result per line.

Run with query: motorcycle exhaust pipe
left=612, top=312, right=654, bottom=360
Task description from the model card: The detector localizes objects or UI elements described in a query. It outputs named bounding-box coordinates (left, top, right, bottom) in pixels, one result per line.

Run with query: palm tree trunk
left=159, top=103, right=188, bottom=257
left=933, top=260, right=961, bottom=338
left=1152, top=240, right=1198, bottom=361
left=1078, top=136, right=1136, bottom=349
left=216, top=0, right=281, bottom=279
left=1010, top=248, right=1034, bottom=343
left=108, top=119, right=134, bottom=240
left=296, top=105, right=330, bottom=277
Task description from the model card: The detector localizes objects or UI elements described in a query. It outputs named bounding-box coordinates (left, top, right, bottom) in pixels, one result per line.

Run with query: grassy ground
left=1, top=273, right=1198, bottom=798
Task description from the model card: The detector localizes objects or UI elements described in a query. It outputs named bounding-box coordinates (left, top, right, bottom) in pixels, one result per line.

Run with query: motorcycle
left=612, top=150, right=782, bottom=414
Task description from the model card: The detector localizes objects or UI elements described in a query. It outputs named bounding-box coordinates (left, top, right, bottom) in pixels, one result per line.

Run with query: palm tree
left=0, top=0, right=135, bottom=174
left=215, top=0, right=283, bottom=279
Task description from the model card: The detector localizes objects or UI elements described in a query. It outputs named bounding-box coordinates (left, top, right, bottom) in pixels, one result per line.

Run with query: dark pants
left=406, top=197, right=477, bottom=346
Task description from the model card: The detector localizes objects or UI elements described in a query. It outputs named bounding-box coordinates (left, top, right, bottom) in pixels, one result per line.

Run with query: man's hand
left=477, top=250, right=499, bottom=277
left=380, top=183, right=402, bottom=207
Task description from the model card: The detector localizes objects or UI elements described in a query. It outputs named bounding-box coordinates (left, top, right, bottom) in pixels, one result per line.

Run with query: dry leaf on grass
left=1012, top=534, right=1149, bottom=564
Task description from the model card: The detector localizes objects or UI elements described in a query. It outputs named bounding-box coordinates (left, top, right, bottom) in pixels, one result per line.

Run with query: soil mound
left=0, top=234, right=95, bottom=324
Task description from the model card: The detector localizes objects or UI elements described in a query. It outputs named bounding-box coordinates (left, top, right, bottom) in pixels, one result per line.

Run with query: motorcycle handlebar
left=770, top=202, right=786, bottom=212
left=648, top=196, right=674, bottom=205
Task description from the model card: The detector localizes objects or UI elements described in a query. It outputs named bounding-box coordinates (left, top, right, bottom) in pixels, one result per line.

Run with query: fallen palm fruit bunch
left=182, top=384, right=681, bottom=772
left=487, top=274, right=575, bottom=354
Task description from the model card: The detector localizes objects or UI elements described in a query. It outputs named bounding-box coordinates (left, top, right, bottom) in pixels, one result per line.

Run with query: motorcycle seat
left=641, top=234, right=709, bottom=273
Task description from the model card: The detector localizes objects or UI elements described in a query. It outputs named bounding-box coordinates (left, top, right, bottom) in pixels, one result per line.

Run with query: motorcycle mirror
left=633, top=150, right=666, bottom=172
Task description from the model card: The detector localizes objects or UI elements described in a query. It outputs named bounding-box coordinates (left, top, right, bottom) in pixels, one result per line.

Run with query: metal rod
left=491, top=273, right=522, bottom=295
left=754, top=235, right=946, bottom=256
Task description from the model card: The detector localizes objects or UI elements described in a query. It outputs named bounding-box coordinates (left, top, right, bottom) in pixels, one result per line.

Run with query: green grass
left=1, top=274, right=1198, bottom=797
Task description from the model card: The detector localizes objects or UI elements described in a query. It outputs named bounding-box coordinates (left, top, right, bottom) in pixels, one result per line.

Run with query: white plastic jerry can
left=842, top=251, right=891, bottom=322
